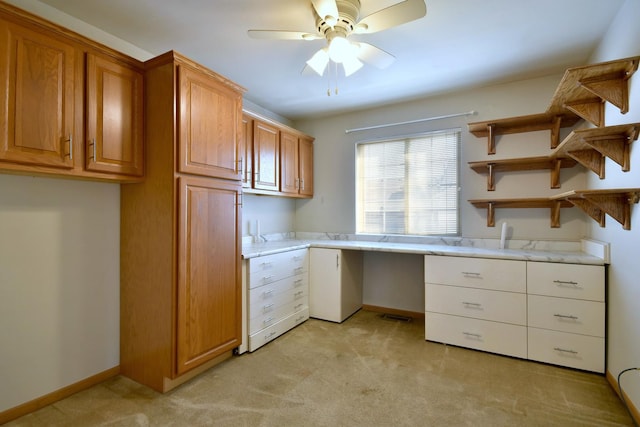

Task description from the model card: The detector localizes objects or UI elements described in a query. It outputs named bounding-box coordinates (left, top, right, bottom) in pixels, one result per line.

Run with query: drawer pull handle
left=553, top=347, right=578, bottom=355
left=294, top=267, right=304, bottom=273
left=260, top=262, right=273, bottom=268
left=553, top=313, right=578, bottom=320
left=553, top=280, right=580, bottom=287
left=295, top=316, right=305, bottom=323
left=294, top=303, right=303, bottom=310
left=462, top=272, right=482, bottom=278
left=265, top=331, right=277, bottom=339
left=262, top=275, right=274, bottom=283
left=263, top=317, right=275, bottom=325
left=262, top=303, right=274, bottom=312
left=263, top=289, right=274, bottom=298
left=462, top=332, right=482, bottom=339
left=294, top=279, right=304, bottom=287
left=294, top=291, right=304, bottom=298
left=462, top=302, right=482, bottom=308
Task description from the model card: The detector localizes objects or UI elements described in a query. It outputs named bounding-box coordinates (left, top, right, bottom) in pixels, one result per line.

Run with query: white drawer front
left=527, top=262, right=604, bottom=301
left=425, top=312, right=527, bottom=359
left=249, top=296, right=309, bottom=334
left=425, top=255, right=526, bottom=293
left=248, top=307, right=309, bottom=352
left=249, top=274, right=308, bottom=307
left=528, top=327, right=604, bottom=373
left=528, top=295, right=605, bottom=337
left=425, top=284, right=526, bottom=325
left=248, top=249, right=309, bottom=289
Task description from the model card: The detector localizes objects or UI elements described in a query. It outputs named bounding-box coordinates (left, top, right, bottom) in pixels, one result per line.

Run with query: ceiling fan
left=248, top=0, right=427, bottom=77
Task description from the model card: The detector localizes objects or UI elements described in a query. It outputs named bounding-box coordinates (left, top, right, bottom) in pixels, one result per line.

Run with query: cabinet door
left=176, top=176, right=242, bottom=375
left=85, top=53, right=143, bottom=176
left=280, top=130, right=299, bottom=195
left=241, top=114, right=253, bottom=188
left=178, top=65, right=242, bottom=180
left=252, top=120, right=279, bottom=191
left=309, top=248, right=341, bottom=321
left=299, top=136, right=314, bottom=197
left=0, top=21, right=78, bottom=168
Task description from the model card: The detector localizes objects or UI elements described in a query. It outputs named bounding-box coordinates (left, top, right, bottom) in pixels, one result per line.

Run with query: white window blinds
left=356, top=129, right=460, bottom=236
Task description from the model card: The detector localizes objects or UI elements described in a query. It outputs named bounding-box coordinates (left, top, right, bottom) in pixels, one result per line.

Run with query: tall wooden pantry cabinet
left=121, top=51, right=245, bottom=392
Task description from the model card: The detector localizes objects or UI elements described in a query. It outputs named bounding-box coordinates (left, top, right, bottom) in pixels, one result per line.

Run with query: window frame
left=355, top=128, right=461, bottom=237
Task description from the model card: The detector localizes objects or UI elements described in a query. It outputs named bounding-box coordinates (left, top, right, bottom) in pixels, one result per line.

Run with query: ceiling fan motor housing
left=315, top=0, right=361, bottom=40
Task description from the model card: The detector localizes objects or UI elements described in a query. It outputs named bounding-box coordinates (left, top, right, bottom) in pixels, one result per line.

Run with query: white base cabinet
left=309, top=248, right=363, bottom=322
left=425, top=255, right=606, bottom=373
left=243, top=248, right=309, bottom=352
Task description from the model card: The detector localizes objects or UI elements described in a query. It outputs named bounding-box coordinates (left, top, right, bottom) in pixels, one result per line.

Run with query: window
left=356, top=129, right=460, bottom=236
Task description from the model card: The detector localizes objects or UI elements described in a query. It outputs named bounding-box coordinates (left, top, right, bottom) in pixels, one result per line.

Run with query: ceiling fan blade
left=356, top=42, right=395, bottom=69
left=354, top=0, right=426, bottom=34
left=247, top=30, right=321, bottom=40
left=311, top=0, right=339, bottom=23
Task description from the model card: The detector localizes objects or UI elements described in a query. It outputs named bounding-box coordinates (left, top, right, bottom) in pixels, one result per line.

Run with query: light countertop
left=242, top=238, right=606, bottom=265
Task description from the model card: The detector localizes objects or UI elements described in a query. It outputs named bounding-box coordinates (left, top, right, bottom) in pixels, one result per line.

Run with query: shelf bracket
left=583, top=133, right=631, bottom=171
left=551, top=159, right=562, bottom=189
left=551, top=200, right=563, bottom=228
left=487, top=124, right=496, bottom=155
left=487, top=163, right=495, bottom=191
left=564, top=98, right=604, bottom=127
left=579, top=66, right=637, bottom=114
left=565, top=198, right=606, bottom=227
left=566, top=149, right=605, bottom=179
left=550, top=115, right=562, bottom=149
left=487, top=202, right=495, bottom=227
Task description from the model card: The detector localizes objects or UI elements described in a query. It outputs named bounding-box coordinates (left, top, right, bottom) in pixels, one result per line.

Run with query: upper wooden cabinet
left=85, top=53, right=143, bottom=177
left=252, top=119, right=280, bottom=191
left=0, top=3, right=145, bottom=182
left=243, top=112, right=314, bottom=198
left=280, top=130, right=299, bottom=195
left=178, top=64, right=242, bottom=181
left=0, top=18, right=79, bottom=169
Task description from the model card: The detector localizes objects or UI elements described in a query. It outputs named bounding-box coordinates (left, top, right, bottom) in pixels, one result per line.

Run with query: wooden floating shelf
left=469, top=156, right=578, bottom=191
left=468, top=198, right=573, bottom=228
left=547, top=56, right=639, bottom=127
left=468, top=112, right=581, bottom=154
left=551, top=188, right=640, bottom=230
left=551, top=123, right=640, bottom=179
left=470, top=189, right=640, bottom=230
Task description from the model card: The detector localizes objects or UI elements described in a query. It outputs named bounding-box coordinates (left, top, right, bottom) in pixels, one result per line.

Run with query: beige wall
left=0, top=175, right=120, bottom=411
left=588, top=0, right=640, bottom=411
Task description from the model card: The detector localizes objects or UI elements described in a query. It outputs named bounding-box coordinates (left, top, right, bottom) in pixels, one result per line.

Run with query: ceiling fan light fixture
left=306, top=48, right=330, bottom=75
left=328, top=35, right=355, bottom=63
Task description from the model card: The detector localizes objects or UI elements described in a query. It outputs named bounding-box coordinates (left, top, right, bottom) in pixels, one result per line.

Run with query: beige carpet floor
left=6, top=310, right=634, bottom=426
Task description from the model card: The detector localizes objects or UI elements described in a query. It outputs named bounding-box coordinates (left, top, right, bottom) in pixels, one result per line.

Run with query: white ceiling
left=37, top=0, right=625, bottom=120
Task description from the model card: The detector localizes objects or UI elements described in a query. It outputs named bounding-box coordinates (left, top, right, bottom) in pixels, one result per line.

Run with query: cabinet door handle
left=462, top=332, right=482, bottom=339
left=553, top=279, right=580, bottom=288
left=553, top=313, right=578, bottom=320
left=300, top=179, right=305, bottom=190
left=553, top=347, right=578, bottom=355
left=336, top=254, right=339, bottom=269
left=66, top=134, right=73, bottom=160
left=462, top=271, right=482, bottom=278
left=89, top=138, right=96, bottom=160
left=462, top=301, right=483, bottom=308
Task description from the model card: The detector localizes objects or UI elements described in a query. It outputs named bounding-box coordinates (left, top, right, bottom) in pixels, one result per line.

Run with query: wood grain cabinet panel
left=280, top=130, right=299, bottom=195
left=85, top=53, right=143, bottom=176
left=178, top=65, right=242, bottom=181
left=252, top=119, right=279, bottom=191
left=177, top=176, right=242, bottom=374
left=0, top=19, right=79, bottom=169
left=299, top=135, right=314, bottom=197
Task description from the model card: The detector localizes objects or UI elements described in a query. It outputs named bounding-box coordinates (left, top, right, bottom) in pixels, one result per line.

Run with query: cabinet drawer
left=527, top=262, right=604, bottom=301
left=528, top=327, right=604, bottom=373
left=249, top=274, right=308, bottom=306
left=425, top=284, right=526, bottom=325
left=528, top=295, right=604, bottom=337
left=249, top=296, right=308, bottom=334
left=425, top=312, right=527, bottom=359
left=248, top=307, right=309, bottom=352
left=249, top=249, right=308, bottom=289
left=425, top=255, right=526, bottom=292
